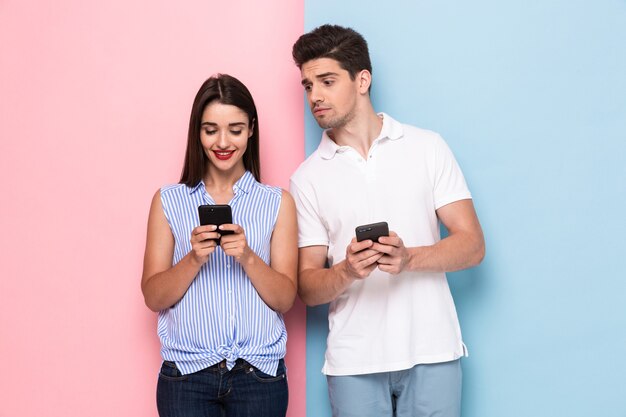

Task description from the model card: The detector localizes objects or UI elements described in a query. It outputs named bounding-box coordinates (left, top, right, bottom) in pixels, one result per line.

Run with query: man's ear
left=357, top=70, right=372, bottom=94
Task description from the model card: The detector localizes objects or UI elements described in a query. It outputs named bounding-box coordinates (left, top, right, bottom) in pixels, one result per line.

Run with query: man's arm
left=298, top=240, right=383, bottom=306
left=375, top=199, right=485, bottom=274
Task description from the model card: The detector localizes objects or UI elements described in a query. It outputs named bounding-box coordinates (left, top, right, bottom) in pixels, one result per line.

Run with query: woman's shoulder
left=253, top=181, right=283, bottom=198
left=243, top=171, right=281, bottom=199
left=160, top=183, right=197, bottom=197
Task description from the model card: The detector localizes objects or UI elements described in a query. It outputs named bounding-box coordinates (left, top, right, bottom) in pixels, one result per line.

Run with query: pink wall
left=0, top=1, right=305, bottom=416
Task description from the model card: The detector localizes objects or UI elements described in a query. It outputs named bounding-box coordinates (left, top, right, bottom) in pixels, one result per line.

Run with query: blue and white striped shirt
left=157, top=171, right=286, bottom=376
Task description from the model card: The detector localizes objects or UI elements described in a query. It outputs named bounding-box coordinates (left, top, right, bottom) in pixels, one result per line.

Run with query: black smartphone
left=355, top=221, right=389, bottom=243
left=198, top=204, right=234, bottom=244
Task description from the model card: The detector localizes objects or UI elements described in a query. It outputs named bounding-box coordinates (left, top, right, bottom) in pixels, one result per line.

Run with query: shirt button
left=227, top=264, right=231, bottom=268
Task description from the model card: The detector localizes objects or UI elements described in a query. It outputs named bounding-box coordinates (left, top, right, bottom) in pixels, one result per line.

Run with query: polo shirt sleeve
left=289, top=178, right=329, bottom=248
left=432, top=134, right=472, bottom=209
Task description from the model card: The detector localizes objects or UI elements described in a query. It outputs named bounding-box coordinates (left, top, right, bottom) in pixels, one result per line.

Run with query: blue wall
left=303, top=1, right=626, bottom=416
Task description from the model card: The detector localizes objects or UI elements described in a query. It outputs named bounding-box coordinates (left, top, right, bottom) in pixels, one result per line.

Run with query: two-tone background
left=1, top=1, right=625, bottom=416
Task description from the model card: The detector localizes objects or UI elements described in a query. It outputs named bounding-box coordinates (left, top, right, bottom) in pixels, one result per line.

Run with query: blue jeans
left=156, top=358, right=288, bottom=417
left=327, top=359, right=462, bottom=417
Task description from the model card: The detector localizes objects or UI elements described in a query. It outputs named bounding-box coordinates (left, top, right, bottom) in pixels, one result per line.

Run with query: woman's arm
left=141, top=190, right=220, bottom=312
left=219, top=190, right=298, bottom=313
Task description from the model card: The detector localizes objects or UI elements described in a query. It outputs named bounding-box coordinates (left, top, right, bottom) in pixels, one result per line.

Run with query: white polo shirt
left=290, top=113, right=472, bottom=376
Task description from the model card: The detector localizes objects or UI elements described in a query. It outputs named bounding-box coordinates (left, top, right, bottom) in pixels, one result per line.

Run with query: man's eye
left=304, top=85, right=311, bottom=91
left=323, top=80, right=333, bottom=86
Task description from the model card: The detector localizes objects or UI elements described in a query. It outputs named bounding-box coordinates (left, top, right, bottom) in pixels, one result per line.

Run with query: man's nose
left=309, top=85, right=324, bottom=104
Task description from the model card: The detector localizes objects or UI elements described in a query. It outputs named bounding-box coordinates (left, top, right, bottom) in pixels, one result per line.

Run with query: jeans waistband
left=208, top=358, right=250, bottom=371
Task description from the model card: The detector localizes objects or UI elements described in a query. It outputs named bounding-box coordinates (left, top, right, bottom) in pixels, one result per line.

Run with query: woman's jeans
left=156, top=358, right=288, bottom=417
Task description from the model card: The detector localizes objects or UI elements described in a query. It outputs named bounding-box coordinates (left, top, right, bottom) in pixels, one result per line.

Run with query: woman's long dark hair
left=180, top=74, right=260, bottom=186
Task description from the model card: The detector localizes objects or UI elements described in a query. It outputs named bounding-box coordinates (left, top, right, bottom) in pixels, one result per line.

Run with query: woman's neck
left=203, top=165, right=246, bottom=204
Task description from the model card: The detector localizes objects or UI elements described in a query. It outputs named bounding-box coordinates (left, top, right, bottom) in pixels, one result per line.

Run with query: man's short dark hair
left=292, top=24, right=372, bottom=80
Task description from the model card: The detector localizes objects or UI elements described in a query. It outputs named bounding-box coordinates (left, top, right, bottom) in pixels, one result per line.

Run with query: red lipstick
left=213, top=150, right=235, bottom=161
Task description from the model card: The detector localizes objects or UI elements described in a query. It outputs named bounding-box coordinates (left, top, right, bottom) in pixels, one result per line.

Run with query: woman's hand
left=190, top=225, right=220, bottom=266
left=218, top=224, right=252, bottom=264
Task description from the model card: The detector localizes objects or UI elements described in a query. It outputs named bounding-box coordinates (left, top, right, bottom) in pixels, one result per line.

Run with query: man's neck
left=329, top=103, right=383, bottom=159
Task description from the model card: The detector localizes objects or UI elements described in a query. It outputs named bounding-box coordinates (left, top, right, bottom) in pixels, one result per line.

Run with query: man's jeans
left=327, top=359, right=462, bottom=417
left=157, top=358, right=288, bottom=417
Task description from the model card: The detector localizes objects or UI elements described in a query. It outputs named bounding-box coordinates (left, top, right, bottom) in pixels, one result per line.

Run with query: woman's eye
left=230, top=130, right=243, bottom=135
left=204, top=129, right=217, bottom=135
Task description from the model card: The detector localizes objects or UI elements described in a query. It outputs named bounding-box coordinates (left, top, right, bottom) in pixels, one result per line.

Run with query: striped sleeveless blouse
left=158, top=171, right=286, bottom=376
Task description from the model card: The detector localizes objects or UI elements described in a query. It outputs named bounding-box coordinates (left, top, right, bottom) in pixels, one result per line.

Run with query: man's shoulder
left=382, top=113, right=443, bottom=145
left=400, top=123, right=442, bottom=143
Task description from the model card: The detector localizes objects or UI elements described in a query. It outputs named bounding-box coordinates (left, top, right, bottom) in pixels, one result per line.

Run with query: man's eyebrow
left=315, top=72, right=339, bottom=79
left=301, top=72, right=340, bottom=86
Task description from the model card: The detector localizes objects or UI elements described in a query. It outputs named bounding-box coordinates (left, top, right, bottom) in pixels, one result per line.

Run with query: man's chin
left=315, top=115, right=339, bottom=129
left=315, top=118, right=331, bottom=129
left=315, top=112, right=352, bottom=130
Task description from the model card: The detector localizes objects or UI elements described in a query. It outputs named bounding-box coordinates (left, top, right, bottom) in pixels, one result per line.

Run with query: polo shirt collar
left=318, top=112, right=404, bottom=160
left=188, top=170, right=256, bottom=195
left=375, top=112, right=404, bottom=142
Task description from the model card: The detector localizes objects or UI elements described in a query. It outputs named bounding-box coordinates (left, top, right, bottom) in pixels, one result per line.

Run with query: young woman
left=141, top=74, right=297, bottom=417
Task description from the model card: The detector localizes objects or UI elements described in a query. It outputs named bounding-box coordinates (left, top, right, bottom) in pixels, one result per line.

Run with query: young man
left=289, top=25, right=485, bottom=417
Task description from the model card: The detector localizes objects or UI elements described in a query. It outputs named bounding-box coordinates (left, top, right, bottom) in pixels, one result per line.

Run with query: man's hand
left=344, top=238, right=384, bottom=279
left=372, top=231, right=410, bottom=275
